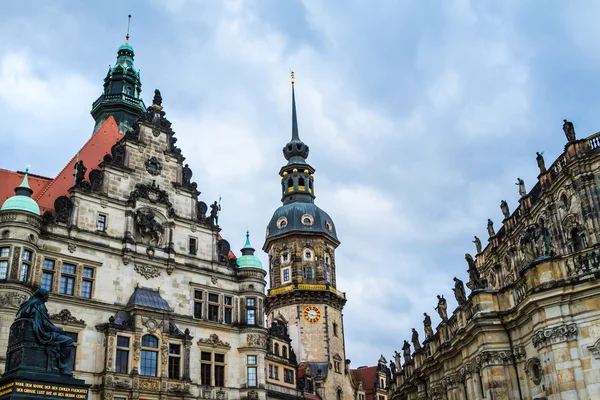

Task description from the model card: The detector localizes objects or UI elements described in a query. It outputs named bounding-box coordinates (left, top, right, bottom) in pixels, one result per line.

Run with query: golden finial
left=126, top=15, right=132, bottom=43
left=291, top=70, right=295, bottom=84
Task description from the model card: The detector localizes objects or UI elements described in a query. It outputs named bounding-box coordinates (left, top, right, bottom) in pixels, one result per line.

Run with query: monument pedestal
left=0, top=319, right=89, bottom=399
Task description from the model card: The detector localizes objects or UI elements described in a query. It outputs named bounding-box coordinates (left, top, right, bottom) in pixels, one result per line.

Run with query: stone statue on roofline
left=394, top=350, right=402, bottom=368
left=423, top=313, right=434, bottom=338
left=563, top=119, right=576, bottom=142
left=516, top=178, right=526, bottom=197
left=435, top=295, right=448, bottom=320
left=536, top=152, right=546, bottom=174
left=411, top=328, right=421, bottom=351
left=473, top=236, right=482, bottom=254
left=500, top=200, right=510, bottom=219
left=453, top=277, right=467, bottom=305
left=466, top=253, right=485, bottom=290
left=389, top=360, right=397, bottom=376
left=487, top=219, right=495, bottom=237
left=402, top=340, right=411, bottom=363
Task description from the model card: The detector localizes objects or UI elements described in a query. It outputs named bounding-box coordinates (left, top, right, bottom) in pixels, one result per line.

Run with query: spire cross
left=126, top=14, right=132, bottom=43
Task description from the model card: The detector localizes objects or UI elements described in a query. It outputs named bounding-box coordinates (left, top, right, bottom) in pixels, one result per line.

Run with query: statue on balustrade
left=14, top=289, right=75, bottom=376
left=516, top=178, right=527, bottom=197
left=453, top=277, right=467, bottom=305
left=423, top=313, right=434, bottom=338
left=500, top=200, right=510, bottom=219
left=435, top=295, right=448, bottom=320
left=473, top=236, right=482, bottom=254
left=402, top=340, right=411, bottom=363
left=563, top=119, right=576, bottom=142
left=487, top=219, right=495, bottom=237
left=389, top=360, right=397, bottom=376
left=411, top=328, right=421, bottom=351
left=536, top=152, right=546, bottom=174
left=466, top=253, right=485, bottom=290
left=394, top=350, right=402, bottom=369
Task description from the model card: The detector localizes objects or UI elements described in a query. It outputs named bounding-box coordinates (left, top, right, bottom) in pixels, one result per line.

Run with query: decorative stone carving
left=143, top=318, right=158, bottom=333
left=50, top=309, right=86, bottom=325
left=68, top=243, right=76, bottom=253
left=145, top=157, right=163, bottom=176
left=587, top=338, right=600, bottom=359
left=135, top=209, right=164, bottom=246
left=210, top=201, right=220, bottom=226
left=473, top=236, right=482, bottom=254
left=197, top=201, right=208, bottom=223
left=500, top=200, right=510, bottom=219
left=435, top=295, right=448, bottom=320
left=423, top=313, right=433, bottom=339
left=114, top=377, right=131, bottom=389
left=54, top=196, right=73, bottom=224
left=525, top=357, right=543, bottom=385
left=134, top=264, right=161, bottom=279
left=181, top=164, right=198, bottom=190
left=246, top=334, right=266, bottom=348
left=411, top=328, right=421, bottom=351
left=73, top=160, right=87, bottom=188
left=487, top=218, right=495, bottom=237
left=473, top=350, right=513, bottom=369
left=516, top=178, right=527, bottom=197
left=211, top=276, right=218, bottom=284
left=217, top=239, right=230, bottom=263
left=453, top=277, right=467, bottom=305
left=124, top=124, right=140, bottom=141
left=466, top=253, right=485, bottom=290
left=128, top=181, right=174, bottom=215
left=402, top=340, right=411, bottom=363
left=104, top=141, right=126, bottom=166
left=532, top=323, right=578, bottom=349
left=197, top=334, right=230, bottom=348
left=0, top=292, right=28, bottom=308
left=248, top=391, right=258, bottom=400
left=139, top=378, right=160, bottom=391
left=89, top=169, right=104, bottom=193
left=133, top=333, right=142, bottom=363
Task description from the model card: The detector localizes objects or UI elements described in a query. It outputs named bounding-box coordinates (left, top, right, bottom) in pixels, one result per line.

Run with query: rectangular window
left=247, top=355, right=257, bottom=387
left=194, top=290, right=203, bottom=319
left=20, top=263, right=29, bottom=282
left=116, top=342, right=129, bottom=373
left=269, top=364, right=273, bottom=379
left=189, top=237, right=197, bottom=255
left=215, top=365, right=225, bottom=387
left=284, top=369, right=294, bottom=384
left=224, top=296, right=232, bottom=324
left=305, top=267, right=313, bottom=280
left=97, top=214, right=106, bottom=232
left=0, top=261, right=8, bottom=280
left=0, top=247, right=9, bottom=258
left=140, top=350, right=158, bottom=376
left=64, top=332, right=78, bottom=369
left=208, top=293, right=219, bottom=322
left=23, top=250, right=32, bottom=261
left=168, top=344, right=181, bottom=379
left=247, top=298, right=256, bottom=325
left=60, top=276, right=75, bottom=295
left=81, top=267, right=94, bottom=299
left=274, top=365, right=279, bottom=379
left=283, top=268, right=290, bottom=282
left=41, top=272, right=54, bottom=291
left=201, top=363, right=211, bottom=385
left=333, top=322, right=338, bottom=337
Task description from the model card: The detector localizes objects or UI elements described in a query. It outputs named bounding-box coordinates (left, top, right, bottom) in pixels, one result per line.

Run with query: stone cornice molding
left=472, top=350, right=513, bottom=371
left=532, top=323, right=577, bottom=349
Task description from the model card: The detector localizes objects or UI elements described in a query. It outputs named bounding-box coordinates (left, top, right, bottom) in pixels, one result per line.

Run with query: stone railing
left=588, top=132, right=600, bottom=151
left=566, top=245, right=600, bottom=277
left=266, top=382, right=302, bottom=397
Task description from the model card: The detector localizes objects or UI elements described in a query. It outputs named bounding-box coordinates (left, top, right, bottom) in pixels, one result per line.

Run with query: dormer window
left=301, top=214, right=314, bottom=226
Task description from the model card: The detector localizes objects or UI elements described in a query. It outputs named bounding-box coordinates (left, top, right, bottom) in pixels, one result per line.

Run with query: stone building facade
left=0, top=35, right=366, bottom=400
left=389, top=124, right=600, bottom=400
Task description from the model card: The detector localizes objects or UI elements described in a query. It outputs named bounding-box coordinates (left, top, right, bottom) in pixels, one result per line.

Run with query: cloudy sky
left=2, top=0, right=600, bottom=367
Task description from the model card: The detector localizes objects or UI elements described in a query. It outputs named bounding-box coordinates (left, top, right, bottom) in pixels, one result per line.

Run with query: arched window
left=282, top=345, right=287, bottom=358
left=140, top=335, right=159, bottom=376
left=571, top=228, right=584, bottom=252
left=287, top=178, right=293, bottom=190
left=274, top=343, right=279, bottom=356
left=336, top=389, right=342, bottom=400
left=299, top=177, right=305, bottom=187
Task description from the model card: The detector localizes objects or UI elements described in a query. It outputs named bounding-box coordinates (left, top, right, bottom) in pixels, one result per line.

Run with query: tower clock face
left=303, top=306, right=321, bottom=323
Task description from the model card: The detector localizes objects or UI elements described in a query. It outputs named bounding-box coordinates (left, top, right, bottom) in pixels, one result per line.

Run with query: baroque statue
left=466, top=253, right=485, bottom=290
left=435, top=295, right=448, bottom=320
left=411, top=328, right=421, bottom=351
left=487, top=219, right=495, bottom=237
left=473, top=236, right=482, bottom=254
left=563, top=119, right=576, bottom=142
left=394, top=350, right=402, bottom=368
left=153, top=89, right=163, bottom=106
left=73, top=160, right=87, bottom=187
left=453, top=277, right=467, bottom=305
left=500, top=200, right=510, bottom=219
left=402, top=340, right=411, bottom=363
left=389, top=360, right=396, bottom=376
left=423, top=313, right=434, bottom=338
left=209, top=201, right=221, bottom=226
left=536, top=152, right=546, bottom=174
left=182, top=164, right=193, bottom=186
left=516, top=178, right=526, bottom=197
left=15, top=289, right=75, bottom=376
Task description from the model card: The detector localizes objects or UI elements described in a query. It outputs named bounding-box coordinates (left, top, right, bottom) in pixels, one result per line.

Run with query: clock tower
left=264, top=75, right=352, bottom=399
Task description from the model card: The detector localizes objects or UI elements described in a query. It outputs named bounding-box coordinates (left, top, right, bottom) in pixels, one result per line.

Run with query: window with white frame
left=224, top=296, right=232, bottom=324
left=247, top=355, right=257, bottom=387
left=246, top=298, right=256, bottom=325
left=282, top=267, right=291, bottom=283
left=194, top=290, right=203, bottom=319
left=115, top=336, right=130, bottom=374
left=97, top=214, right=107, bottom=232
left=140, top=335, right=159, bottom=377
left=168, top=343, right=181, bottom=379
left=21, top=249, right=33, bottom=283
left=0, top=247, right=9, bottom=280
left=303, top=249, right=313, bottom=261
left=41, top=259, right=55, bottom=291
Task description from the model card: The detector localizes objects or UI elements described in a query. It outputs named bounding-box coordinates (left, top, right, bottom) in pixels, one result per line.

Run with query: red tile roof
left=352, top=366, right=377, bottom=400
left=36, top=117, right=122, bottom=213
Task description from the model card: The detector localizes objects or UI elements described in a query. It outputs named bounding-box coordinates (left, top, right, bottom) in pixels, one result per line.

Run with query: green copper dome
left=1, top=168, right=40, bottom=216
left=118, top=42, right=134, bottom=54
left=236, top=231, right=263, bottom=269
